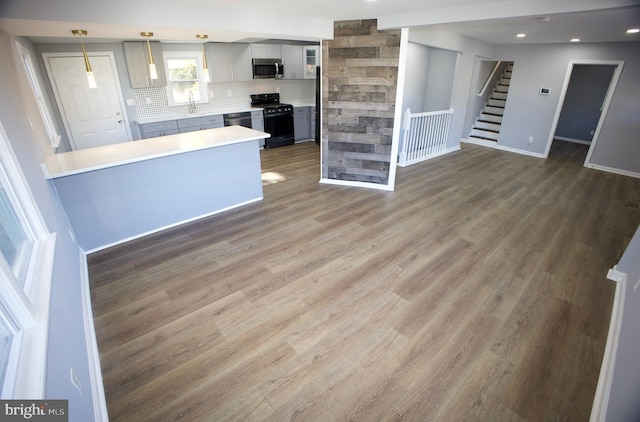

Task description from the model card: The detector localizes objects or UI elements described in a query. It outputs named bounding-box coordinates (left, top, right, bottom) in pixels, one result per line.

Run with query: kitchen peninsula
left=43, top=126, right=270, bottom=252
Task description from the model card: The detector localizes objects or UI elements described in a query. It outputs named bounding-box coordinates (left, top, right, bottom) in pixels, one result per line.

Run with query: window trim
left=16, top=41, right=62, bottom=149
left=163, top=50, right=209, bottom=107
left=0, top=120, right=55, bottom=399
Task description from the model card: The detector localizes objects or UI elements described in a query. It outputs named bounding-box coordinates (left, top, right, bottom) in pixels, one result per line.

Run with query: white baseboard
left=319, top=178, right=394, bottom=191
left=462, top=138, right=546, bottom=158
left=79, top=250, right=109, bottom=422
left=584, top=163, right=640, bottom=179
left=590, top=267, right=627, bottom=422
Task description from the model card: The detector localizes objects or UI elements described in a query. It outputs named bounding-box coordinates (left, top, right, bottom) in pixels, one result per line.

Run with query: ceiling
left=0, top=0, right=639, bottom=45
left=413, top=6, right=640, bottom=44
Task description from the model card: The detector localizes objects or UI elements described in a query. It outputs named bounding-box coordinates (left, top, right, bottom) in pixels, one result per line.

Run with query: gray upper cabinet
left=303, top=45, right=320, bottom=79
left=281, top=45, right=303, bottom=80
left=231, top=44, right=252, bottom=82
left=205, top=43, right=252, bottom=83
left=250, top=44, right=282, bottom=59
left=123, top=41, right=167, bottom=88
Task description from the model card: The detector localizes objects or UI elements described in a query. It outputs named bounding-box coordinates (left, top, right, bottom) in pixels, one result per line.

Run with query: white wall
left=402, top=42, right=430, bottom=114
left=494, top=42, right=640, bottom=173
left=2, top=31, right=96, bottom=420
left=606, top=225, right=640, bottom=421
left=424, top=47, right=457, bottom=111
left=408, top=30, right=494, bottom=149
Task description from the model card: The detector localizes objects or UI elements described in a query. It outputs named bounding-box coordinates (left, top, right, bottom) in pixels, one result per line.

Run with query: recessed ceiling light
left=516, top=33, right=526, bottom=38
left=570, top=38, right=580, bottom=42
left=627, top=28, right=640, bottom=34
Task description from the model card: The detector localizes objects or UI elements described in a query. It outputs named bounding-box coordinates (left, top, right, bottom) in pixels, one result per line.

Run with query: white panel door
left=47, top=54, right=130, bottom=150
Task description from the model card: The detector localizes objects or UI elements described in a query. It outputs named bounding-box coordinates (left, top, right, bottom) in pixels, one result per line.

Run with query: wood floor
left=88, top=140, right=640, bottom=421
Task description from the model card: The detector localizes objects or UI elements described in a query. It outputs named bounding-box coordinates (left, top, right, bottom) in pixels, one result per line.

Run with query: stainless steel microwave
left=252, top=58, right=284, bottom=79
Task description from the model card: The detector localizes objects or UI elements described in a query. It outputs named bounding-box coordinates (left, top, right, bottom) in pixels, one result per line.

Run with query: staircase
left=468, top=62, right=513, bottom=143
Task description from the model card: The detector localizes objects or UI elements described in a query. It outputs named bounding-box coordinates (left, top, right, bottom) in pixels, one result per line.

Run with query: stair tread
left=473, top=127, right=500, bottom=133
left=471, top=61, right=511, bottom=143
left=469, top=135, right=498, bottom=141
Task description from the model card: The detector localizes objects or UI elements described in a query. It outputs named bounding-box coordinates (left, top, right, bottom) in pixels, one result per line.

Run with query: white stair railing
left=477, top=61, right=502, bottom=97
left=398, top=108, right=453, bottom=166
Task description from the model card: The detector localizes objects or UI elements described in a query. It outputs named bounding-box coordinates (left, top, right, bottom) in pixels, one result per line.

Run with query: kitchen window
left=16, top=42, right=61, bottom=149
left=0, top=121, right=55, bottom=398
left=163, top=51, right=209, bottom=107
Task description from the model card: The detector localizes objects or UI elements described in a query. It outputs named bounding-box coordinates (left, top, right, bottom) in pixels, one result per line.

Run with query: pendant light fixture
left=71, top=29, right=97, bottom=89
left=196, top=34, right=210, bottom=83
left=140, top=32, right=159, bottom=80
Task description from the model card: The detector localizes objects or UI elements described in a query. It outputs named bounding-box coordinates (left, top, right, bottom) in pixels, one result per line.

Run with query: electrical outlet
left=528, top=136, right=534, bottom=144
left=590, top=130, right=595, bottom=136
left=70, top=368, right=84, bottom=396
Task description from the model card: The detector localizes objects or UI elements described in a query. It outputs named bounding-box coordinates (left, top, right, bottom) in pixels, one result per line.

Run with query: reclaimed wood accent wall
left=322, top=19, right=401, bottom=185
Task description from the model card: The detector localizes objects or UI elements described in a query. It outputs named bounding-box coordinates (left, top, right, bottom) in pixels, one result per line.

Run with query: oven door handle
left=264, top=112, right=292, bottom=118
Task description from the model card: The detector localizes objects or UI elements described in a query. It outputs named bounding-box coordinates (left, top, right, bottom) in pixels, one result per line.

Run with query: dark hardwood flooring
left=88, top=139, right=640, bottom=421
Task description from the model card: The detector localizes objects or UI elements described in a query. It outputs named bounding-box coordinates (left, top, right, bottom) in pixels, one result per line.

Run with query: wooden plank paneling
left=322, top=19, right=400, bottom=185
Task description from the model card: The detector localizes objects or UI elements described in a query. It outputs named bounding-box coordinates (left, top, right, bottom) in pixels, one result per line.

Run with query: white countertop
left=43, top=126, right=270, bottom=179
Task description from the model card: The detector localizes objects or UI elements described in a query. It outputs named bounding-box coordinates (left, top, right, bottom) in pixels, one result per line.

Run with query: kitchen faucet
left=188, top=91, right=197, bottom=114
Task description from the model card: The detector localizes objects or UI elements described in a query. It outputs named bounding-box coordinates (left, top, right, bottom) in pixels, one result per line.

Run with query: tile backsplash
left=133, top=79, right=315, bottom=122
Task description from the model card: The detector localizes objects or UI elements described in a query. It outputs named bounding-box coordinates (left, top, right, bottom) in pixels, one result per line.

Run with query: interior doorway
left=545, top=60, right=624, bottom=165
left=44, top=52, right=131, bottom=151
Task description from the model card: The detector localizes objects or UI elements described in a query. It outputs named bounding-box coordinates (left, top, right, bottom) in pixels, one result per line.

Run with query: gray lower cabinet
left=123, top=41, right=167, bottom=88
left=294, top=107, right=311, bottom=141
left=139, top=115, right=225, bottom=139
left=177, top=115, right=224, bottom=133
left=250, top=111, right=265, bottom=148
left=139, top=120, right=178, bottom=139
left=251, top=111, right=264, bottom=131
